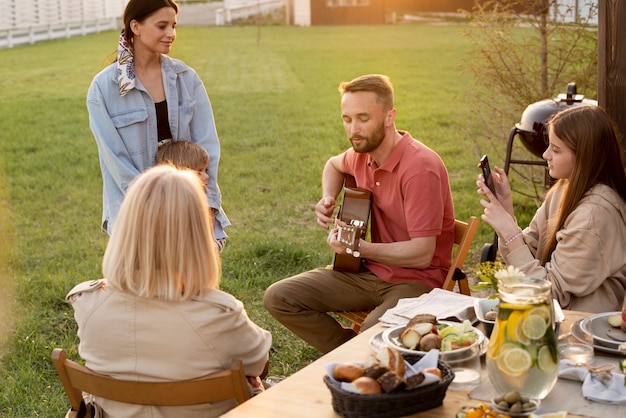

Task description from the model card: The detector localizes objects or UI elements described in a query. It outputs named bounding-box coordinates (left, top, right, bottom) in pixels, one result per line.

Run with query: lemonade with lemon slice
left=486, top=277, right=559, bottom=400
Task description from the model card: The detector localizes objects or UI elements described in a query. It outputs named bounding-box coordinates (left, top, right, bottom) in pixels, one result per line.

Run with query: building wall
left=291, top=0, right=312, bottom=26
left=386, top=0, right=477, bottom=13
left=301, top=0, right=598, bottom=26
left=312, top=0, right=385, bottom=25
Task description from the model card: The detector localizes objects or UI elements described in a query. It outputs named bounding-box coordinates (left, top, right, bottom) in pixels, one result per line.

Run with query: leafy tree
left=462, top=0, right=597, bottom=203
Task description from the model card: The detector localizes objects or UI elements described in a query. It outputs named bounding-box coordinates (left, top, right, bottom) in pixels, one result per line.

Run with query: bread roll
left=351, top=376, right=382, bottom=394
left=333, top=363, right=365, bottom=382
left=406, top=313, right=438, bottom=327
left=419, top=333, right=442, bottom=351
left=424, top=367, right=442, bottom=378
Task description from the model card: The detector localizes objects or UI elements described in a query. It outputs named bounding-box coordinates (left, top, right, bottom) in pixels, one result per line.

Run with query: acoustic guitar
left=332, top=175, right=371, bottom=273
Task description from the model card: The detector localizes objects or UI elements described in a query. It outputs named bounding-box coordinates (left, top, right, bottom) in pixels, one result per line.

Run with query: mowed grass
left=0, top=24, right=539, bottom=416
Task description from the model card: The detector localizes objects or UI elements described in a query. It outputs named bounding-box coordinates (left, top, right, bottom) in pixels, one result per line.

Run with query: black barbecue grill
left=504, top=82, right=597, bottom=173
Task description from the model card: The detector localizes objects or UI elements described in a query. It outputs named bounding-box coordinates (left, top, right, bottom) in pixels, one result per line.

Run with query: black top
left=155, top=100, right=172, bottom=142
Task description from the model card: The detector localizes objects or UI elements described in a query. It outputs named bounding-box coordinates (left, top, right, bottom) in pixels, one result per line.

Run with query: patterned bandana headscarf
left=117, top=29, right=135, bottom=97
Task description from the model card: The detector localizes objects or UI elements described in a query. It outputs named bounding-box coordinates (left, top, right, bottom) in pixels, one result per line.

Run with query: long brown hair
left=539, top=105, right=626, bottom=264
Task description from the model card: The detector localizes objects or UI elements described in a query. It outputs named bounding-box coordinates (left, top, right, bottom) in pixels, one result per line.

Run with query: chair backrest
left=51, top=348, right=251, bottom=416
left=441, top=216, right=481, bottom=295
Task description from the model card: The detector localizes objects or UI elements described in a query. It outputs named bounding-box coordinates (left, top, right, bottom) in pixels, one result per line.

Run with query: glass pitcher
left=486, top=277, right=559, bottom=400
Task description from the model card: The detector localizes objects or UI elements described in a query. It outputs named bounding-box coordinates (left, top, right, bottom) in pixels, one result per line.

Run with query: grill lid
left=515, top=83, right=597, bottom=158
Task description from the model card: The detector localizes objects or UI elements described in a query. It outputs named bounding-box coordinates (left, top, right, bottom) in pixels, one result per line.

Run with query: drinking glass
left=558, top=332, right=594, bottom=364
left=443, top=343, right=481, bottom=390
left=486, top=277, right=559, bottom=400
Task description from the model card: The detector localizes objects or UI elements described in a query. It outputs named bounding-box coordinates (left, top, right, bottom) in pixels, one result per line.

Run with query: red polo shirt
left=342, top=132, right=455, bottom=288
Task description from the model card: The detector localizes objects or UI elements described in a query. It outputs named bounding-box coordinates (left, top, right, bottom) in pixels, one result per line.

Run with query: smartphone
left=479, top=155, right=497, bottom=197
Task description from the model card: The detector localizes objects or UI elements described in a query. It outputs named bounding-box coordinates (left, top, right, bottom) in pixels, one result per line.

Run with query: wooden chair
left=334, top=216, right=481, bottom=333
left=51, top=348, right=251, bottom=418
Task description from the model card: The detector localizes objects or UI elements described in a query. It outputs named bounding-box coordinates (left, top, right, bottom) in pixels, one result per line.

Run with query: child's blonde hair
left=156, top=140, right=209, bottom=172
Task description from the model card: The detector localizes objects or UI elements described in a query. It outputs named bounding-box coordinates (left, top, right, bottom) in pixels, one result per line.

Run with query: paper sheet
left=378, top=288, right=477, bottom=327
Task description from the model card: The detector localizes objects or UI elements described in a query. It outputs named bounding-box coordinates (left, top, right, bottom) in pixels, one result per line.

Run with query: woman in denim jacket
left=87, top=0, right=229, bottom=244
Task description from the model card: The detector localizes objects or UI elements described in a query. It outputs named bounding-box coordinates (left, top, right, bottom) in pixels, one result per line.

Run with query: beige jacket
left=67, top=279, right=272, bottom=417
left=500, top=183, right=626, bottom=313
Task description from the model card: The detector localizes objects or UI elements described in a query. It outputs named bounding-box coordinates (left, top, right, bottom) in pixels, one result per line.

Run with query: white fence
left=0, top=0, right=287, bottom=48
left=0, top=0, right=127, bottom=49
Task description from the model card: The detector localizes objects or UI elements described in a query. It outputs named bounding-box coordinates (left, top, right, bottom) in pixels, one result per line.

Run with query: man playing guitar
left=264, top=74, right=455, bottom=354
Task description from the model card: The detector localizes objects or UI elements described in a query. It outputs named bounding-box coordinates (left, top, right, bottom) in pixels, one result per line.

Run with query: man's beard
left=350, top=123, right=385, bottom=153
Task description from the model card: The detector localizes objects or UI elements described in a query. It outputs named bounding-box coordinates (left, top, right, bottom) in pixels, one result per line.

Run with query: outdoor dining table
left=221, top=310, right=621, bottom=418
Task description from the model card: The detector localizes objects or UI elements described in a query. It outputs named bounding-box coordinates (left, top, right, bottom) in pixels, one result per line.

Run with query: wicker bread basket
left=323, top=357, right=454, bottom=418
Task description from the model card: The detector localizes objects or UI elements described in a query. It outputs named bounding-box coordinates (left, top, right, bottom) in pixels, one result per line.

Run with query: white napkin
left=378, top=288, right=477, bottom=327
left=325, top=350, right=441, bottom=393
left=559, top=359, right=626, bottom=405
left=407, top=348, right=440, bottom=382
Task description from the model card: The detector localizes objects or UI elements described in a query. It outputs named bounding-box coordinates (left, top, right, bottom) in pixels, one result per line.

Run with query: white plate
left=571, top=317, right=626, bottom=355
left=381, top=320, right=486, bottom=357
left=579, top=311, right=626, bottom=349
left=368, top=330, right=385, bottom=353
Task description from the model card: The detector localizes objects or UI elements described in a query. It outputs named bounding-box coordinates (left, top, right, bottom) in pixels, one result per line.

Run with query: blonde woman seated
left=477, top=105, right=626, bottom=313
left=66, top=165, right=271, bottom=417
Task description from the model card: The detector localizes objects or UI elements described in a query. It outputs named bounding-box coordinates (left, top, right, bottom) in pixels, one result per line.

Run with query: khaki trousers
left=263, top=266, right=431, bottom=354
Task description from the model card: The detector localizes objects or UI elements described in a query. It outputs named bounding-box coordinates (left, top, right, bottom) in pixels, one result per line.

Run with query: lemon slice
left=499, top=303, right=531, bottom=311
left=515, top=316, right=531, bottom=345
left=522, top=314, right=548, bottom=340
left=499, top=342, right=523, bottom=354
left=530, top=412, right=567, bottom=418
left=529, top=306, right=551, bottom=321
left=497, top=346, right=532, bottom=376
left=537, top=345, right=558, bottom=373
left=506, top=310, right=524, bottom=341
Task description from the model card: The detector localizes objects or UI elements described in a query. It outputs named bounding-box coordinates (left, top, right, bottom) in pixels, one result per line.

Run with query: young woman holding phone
left=477, top=105, right=626, bottom=313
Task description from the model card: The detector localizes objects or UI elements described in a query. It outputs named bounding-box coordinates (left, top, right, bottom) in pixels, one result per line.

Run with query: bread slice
left=377, top=346, right=406, bottom=378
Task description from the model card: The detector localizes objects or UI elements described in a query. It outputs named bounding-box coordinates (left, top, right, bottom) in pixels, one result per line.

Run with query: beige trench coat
left=67, top=279, right=272, bottom=417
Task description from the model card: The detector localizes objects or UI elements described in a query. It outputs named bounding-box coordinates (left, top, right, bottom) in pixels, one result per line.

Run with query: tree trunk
left=540, top=0, right=549, bottom=96
left=598, top=0, right=626, bottom=164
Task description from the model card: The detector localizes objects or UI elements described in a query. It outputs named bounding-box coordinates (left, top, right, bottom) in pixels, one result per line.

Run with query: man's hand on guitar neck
left=316, top=196, right=337, bottom=229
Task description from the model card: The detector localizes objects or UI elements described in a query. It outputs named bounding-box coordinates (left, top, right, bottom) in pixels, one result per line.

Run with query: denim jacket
left=87, top=54, right=230, bottom=236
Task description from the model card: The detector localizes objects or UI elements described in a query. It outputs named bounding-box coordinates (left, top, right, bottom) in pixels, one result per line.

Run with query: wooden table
left=221, top=310, right=608, bottom=418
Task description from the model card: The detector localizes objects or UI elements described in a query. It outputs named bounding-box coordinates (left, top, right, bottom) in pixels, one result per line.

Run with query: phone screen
left=479, top=155, right=497, bottom=196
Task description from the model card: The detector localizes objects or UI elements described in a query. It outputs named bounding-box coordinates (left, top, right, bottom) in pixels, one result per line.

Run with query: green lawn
left=0, top=24, right=540, bottom=416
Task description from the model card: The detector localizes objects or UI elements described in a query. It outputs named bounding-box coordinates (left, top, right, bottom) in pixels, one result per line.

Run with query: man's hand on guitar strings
left=315, top=196, right=336, bottom=229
